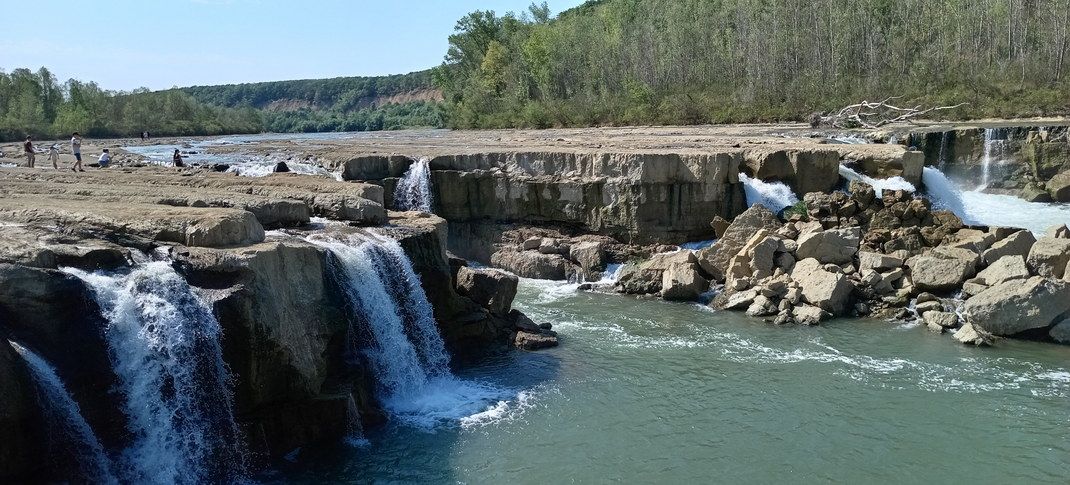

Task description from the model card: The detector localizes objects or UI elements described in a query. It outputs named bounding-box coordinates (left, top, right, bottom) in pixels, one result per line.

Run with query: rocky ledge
left=0, top=167, right=550, bottom=481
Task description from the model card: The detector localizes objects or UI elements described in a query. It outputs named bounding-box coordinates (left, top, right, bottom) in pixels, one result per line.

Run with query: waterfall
left=937, top=131, right=951, bottom=169
left=839, top=165, right=916, bottom=196
left=394, top=157, right=433, bottom=212
left=64, top=262, right=247, bottom=484
left=979, top=128, right=1006, bottom=188
left=308, top=233, right=511, bottom=429
left=923, top=166, right=1070, bottom=234
left=739, top=173, right=799, bottom=212
left=8, top=341, right=118, bottom=484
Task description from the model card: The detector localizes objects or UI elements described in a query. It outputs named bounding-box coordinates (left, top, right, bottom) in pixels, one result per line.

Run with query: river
left=264, top=279, right=1070, bottom=483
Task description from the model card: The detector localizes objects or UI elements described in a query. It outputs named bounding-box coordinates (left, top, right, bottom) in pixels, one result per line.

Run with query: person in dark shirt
left=23, top=137, right=35, bottom=168
left=173, top=149, right=184, bottom=167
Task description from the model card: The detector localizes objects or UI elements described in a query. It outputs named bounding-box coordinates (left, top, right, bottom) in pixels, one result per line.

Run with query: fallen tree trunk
left=814, top=98, right=967, bottom=129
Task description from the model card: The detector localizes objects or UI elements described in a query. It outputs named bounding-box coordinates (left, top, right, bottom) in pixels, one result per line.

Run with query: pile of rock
left=692, top=181, right=1070, bottom=347
left=453, top=264, right=559, bottom=350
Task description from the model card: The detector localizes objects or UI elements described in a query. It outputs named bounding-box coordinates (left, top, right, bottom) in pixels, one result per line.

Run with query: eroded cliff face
left=0, top=169, right=523, bottom=481
left=347, top=151, right=748, bottom=244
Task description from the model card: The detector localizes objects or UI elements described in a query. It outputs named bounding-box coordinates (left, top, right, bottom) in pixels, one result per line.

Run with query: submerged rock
left=455, top=266, right=518, bottom=315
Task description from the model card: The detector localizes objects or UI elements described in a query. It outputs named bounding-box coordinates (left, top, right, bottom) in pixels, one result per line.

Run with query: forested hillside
left=0, top=67, right=261, bottom=141
left=181, top=70, right=445, bottom=132
left=435, top=0, right=1070, bottom=128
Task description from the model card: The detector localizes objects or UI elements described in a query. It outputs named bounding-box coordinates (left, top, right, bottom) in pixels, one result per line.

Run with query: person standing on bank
left=173, top=149, right=184, bottom=167
left=23, top=137, right=35, bottom=167
left=71, top=132, right=84, bottom=172
left=48, top=144, right=60, bottom=169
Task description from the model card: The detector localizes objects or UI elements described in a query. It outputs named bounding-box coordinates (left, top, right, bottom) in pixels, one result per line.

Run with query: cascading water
left=308, top=233, right=513, bottom=429
left=739, top=173, right=799, bottom=212
left=937, top=131, right=951, bottom=169
left=394, top=157, right=433, bottom=212
left=64, top=262, right=247, bottom=484
left=979, top=128, right=1006, bottom=188
left=838, top=165, right=916, bottom=196
left=8, top=341, right=118, bottom=484
left=923, top=166, right=1070, bottom=234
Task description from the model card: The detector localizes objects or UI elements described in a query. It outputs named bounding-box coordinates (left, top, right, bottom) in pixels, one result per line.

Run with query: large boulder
left=1047, top=224, right=1070, bottom=239
left=964, top=276, right=1070, bottom=336
left=618, top=250, right=698, bottom=295
left=857, top=251, right=903, bottom=271
left=490, top=249, right=573, bottom=280
left=975, top=255, right=1031, bottom=286
left=661, top=262, right=709, bottom=301
left=697, top=205, right=781, bottom=281
left=907, top=246, right=979, bottom=292
left=1026, top=237, right=1070, bottom=278
left=794, top=227, right=861, bottom=265
left=455, top=266, right=518, bottom=315
left=981, top=230, right=1036, bottom=265
left=726, top=230, right=782, bottom=281
left=790, top=258, right=853, bottom=314
left=1047, top=170, right=1070, bottom=202
left=568, top=241, right=606, bottom=276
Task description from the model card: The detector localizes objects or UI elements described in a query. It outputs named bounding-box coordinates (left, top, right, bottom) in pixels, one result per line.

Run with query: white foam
left=839, top=164, right=916, bottom=196
left=740, top=173, right=799, bottom=212
left=923, top=167, right=1070, bottom=234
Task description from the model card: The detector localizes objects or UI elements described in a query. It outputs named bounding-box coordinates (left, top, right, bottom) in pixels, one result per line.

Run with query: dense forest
left=181, top=71, right=445, bottom=132
left=6, top=0, right=1070, bottom=140
left=434, top=0, right=1070, bottom=128
left=0, top=67, right=262, bottom=142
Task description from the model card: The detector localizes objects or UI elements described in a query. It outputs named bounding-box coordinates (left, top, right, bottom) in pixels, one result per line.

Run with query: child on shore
left=98, top=149, right=111, bottom=168
left=48, top=145, right=59, bottom=169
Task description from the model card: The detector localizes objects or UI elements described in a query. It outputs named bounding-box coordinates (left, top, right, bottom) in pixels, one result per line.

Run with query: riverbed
left=265, top=279, right=1070, bottom=483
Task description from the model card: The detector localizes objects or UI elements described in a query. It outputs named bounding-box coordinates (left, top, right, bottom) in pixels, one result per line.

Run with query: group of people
left=22, top=134, right=93, bottom=171
left=18, top=133, right=184, bottom=171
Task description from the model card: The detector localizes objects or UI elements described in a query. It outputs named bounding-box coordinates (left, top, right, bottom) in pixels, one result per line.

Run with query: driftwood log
left=813, top=98, right=967, bottom=128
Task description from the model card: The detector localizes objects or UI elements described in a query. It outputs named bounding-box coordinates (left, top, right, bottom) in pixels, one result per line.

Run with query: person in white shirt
left=98, top=149, right=111, bottom=168
left=48, top=145, right=59, bottom=169
left=71, top=132, right=84, bottom=172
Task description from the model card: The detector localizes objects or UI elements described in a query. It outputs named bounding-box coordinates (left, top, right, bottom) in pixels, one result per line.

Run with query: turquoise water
left=266, top=279, right=1070, bottom=483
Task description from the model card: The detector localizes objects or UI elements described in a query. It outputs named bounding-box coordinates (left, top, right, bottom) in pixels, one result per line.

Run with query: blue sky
left=0, top=0, right=584, bottom=91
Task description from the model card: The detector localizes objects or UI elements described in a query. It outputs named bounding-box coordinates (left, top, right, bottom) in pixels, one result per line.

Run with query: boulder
left=742, top=148, right=841, bottom=194
left=981, top=230, right=1036, bottom=265
left=906, top=246, right=979, bottom=292
left=790, top=258, right=853, bottom=314
left=1047, top=224, right=1070, bottom=239
left=455, top=266, right=518, bottom=315
left=1050, top=318, right=1070, bottom=343
left=975, top=255, right=1031, bottom=286
left=568, top=241, right=606, bottom=275
left=792, top=304, right=829, bottom=326
left=923, top=311, right=960, bottom=329
left=1047, top=169, right=1070, bottom=202
left=490, top=249, right=573, bottom=280
left=1026, top=237, right=1070, bottom=278
left=964, top=276, right=1070, bottom=336
left=618, top=250, right=698, bottom=295
left=953, top=323, right=995, bottom=346
left=697, top=205, right=781, bottom=281
left=946, top=229, right=996, bottom=253
left=661, top=262, right=709, bottom=301
left=514, top=330, right=559, bottom=350
left=794, top=227, right=861, bottom=265
left=857, top=251, right=903, bottom=271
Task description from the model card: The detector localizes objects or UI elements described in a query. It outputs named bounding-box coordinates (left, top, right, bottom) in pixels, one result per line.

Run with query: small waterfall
left=64, top=262, right=247, bottom=484
left=8, top=341, right=118, bottom=484
left=923, top=166, right=1070, bottom=234
left=937, top=131, right=951, bottom=169
left=839, top=165, right=916, bottom=196
left=309, top=233, right=512, bottom=429
left=739, top=173, right=799, bottom=212
left=979, top=128, right=1006, bottom=188
left=394, top=157, right=433, bottom=212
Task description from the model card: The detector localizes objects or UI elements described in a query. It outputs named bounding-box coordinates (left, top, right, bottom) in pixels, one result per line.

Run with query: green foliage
left=436, top=0, right=1070, bottom=129
left=0, top=67, right=262, bottom=141
left=783, top=201, right=810, bottom=222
